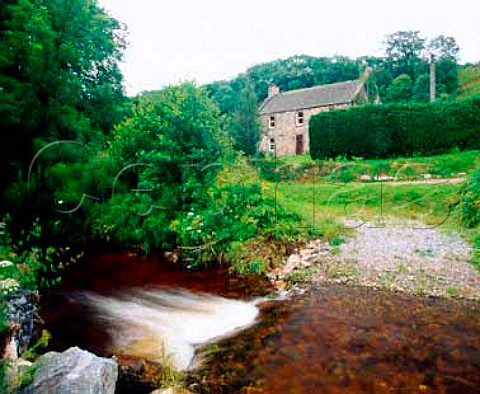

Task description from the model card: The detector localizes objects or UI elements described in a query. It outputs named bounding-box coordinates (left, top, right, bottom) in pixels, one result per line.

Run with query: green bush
left=310, top=97, right=480, bottom=159
left=173, top=183, right=305, bottom=269
left=0, top=218, right=62, bottom=291
left=459, top=171, right=480, bottom=228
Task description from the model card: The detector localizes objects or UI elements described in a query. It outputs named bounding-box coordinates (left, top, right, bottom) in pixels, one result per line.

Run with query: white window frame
left=269, top=115, right=275, bottom=129
left=296, top=111, right=305, bottom=126
left=268, top=138, right=276, bottom=153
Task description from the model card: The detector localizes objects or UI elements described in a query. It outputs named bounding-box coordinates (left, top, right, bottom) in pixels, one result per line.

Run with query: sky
left=98, top=0, right=480, bottom=96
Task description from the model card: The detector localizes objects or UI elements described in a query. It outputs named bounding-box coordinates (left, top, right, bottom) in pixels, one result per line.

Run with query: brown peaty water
left=191, top=285, right=480, bottom=394
left=39, top=252, right=271, bottom=386
left=40, top=254, right=480, bottom=394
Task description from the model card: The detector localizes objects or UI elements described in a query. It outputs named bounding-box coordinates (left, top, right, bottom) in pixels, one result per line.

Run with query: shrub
left=0, top=218, right=62, bottom=291
left=173, top=182, right=305, bottom=269
left=309, top=97, right=480, bottom=159
left=459, top=171, right=480, bottom=228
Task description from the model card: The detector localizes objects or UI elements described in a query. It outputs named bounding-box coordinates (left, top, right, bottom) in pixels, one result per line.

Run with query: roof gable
left=260, top=79, right=364, bottom=114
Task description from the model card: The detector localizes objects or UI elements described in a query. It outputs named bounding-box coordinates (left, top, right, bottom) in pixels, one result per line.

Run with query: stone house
left=259, top=79, right=369, bottom=156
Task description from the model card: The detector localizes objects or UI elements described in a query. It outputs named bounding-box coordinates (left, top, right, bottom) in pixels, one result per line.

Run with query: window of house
left=269, top=116, right=275, bottom=128
left=296, top=111, right=304, bottom=126
left=269, top=138, right=276, bottom=153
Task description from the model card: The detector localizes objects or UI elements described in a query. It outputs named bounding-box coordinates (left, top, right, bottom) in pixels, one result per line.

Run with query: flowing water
left=41, top=253, right=480, bottom=393
left=79, top=288, right=260, bottom=370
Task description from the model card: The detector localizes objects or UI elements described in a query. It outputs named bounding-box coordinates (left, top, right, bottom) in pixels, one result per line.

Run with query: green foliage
left=91, top=83, right=223, bottom=252
left=0, top=218, right=58, bottom=372
left=385, top=31, right=426, bottom=72
left=436, top=59, right=459, bottom=97
left=459, top=171, right=480, bottom=229
left=371, top=31, right=459, bottom=103
left=329, top=236, right=345, bottom=247
left=21, top=329, right=51, bottom=361
left=0, top=217, right=62, bottom=291
left=229, top=79, right=260, bottom=156
left=0, top=0, right=125, bottom=252
left=428, top=35, right=460, bottom=60
left=471, top=235, right=480, bottom=270
left=289, top=267, right=315, bottom=283
left=412, top=74, right=430, bottom=102
left=173, top=182, right=305, bottom=269
left=457, top=65, right=480, bottom=100
left=310, top=98, right=480, bottom=159
left=206, top=55, right=362, bottom=113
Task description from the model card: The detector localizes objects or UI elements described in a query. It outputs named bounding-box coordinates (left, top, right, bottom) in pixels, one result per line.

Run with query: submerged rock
left=22, top=347, right=118, bottom=394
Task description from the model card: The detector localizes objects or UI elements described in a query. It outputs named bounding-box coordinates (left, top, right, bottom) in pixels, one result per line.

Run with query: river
left=40, top=252, right=480, bottom=393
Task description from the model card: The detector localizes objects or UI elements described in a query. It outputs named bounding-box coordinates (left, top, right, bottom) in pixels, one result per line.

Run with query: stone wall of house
left=259, top=104, right=350, bottom=156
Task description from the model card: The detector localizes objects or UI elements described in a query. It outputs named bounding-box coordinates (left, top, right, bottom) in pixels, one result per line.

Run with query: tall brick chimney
left=268, top=84, right=280, bottom=97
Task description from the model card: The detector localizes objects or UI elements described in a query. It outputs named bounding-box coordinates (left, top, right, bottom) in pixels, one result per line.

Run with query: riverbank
left=270, top=220, right=480, bottom=300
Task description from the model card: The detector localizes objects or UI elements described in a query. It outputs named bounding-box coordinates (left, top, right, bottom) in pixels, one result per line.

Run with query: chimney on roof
left=268, top=84, right=280, bottom=97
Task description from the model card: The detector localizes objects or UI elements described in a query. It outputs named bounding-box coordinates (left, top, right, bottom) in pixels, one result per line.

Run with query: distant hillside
left=457, top=65, right=480, bottom=99
left=204, top=53, right=459, bottom=115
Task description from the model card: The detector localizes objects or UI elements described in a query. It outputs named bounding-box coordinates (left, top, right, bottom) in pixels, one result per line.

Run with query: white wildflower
left=0, top=278, right=19, bottom=293
left=0, top=260, right=13, bottom=268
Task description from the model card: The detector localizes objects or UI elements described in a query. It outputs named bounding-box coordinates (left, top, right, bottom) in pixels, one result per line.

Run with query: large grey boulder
left=22, top=347, right=117, bottom=394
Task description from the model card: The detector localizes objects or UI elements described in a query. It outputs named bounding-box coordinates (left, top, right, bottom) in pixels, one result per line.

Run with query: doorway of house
left=296, top=134, right=304, bottom=155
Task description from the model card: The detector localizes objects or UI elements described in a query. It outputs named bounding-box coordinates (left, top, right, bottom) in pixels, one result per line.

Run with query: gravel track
left=275, top=219, right=480, bottom=300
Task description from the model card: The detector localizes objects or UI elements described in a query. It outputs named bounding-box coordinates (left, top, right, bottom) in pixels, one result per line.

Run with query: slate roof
left=260, top=79, right=364, bottom=114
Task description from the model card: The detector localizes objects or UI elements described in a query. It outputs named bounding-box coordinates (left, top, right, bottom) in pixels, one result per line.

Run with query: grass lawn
left=257, top=150, right=479, bottom=266
left=269, top=180, right=465, bottom=240
left=265, top=149, right=480, bottom=180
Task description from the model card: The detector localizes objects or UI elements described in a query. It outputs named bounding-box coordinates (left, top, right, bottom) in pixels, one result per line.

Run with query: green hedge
left=309, top=98, right=480, bottom=159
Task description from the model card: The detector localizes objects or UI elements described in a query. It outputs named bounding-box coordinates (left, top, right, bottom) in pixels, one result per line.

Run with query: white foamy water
left=82, top=288, right=260, bottom=370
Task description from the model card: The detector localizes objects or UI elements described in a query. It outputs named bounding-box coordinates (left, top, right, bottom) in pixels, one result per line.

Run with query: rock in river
left=22, top=347, right=117, bottom=394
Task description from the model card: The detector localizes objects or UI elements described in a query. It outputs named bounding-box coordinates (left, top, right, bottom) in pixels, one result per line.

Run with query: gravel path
left=272, top=220, right=480, bottom=300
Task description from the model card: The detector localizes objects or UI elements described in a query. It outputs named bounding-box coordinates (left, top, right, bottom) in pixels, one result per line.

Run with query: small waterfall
left=82, top=287, right=260, bottom=370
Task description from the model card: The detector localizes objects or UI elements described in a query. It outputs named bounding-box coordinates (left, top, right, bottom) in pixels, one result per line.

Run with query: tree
left=93, top=82, right=223, bottom=251
left=0, top=0, right=126, bottom=245
left=0, top=0, right=126, bottom=185
left=206, top=55, right=361, bottom=112
left=385, top=31, right=426, bottom=78
left=427, top=35, right=460, bottom=61
left=412, top=73, right=430, bottom=102
left=386, top=74, right=413, bottom=102
left=436, top=59, right=458, bottom=96
left=230, top=79, right=260, bottom=156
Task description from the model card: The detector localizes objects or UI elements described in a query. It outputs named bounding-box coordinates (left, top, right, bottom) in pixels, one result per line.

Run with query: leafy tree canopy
left=0, top=0, right=126, bottom=193
left=229, top=79, right=260, bottom=156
